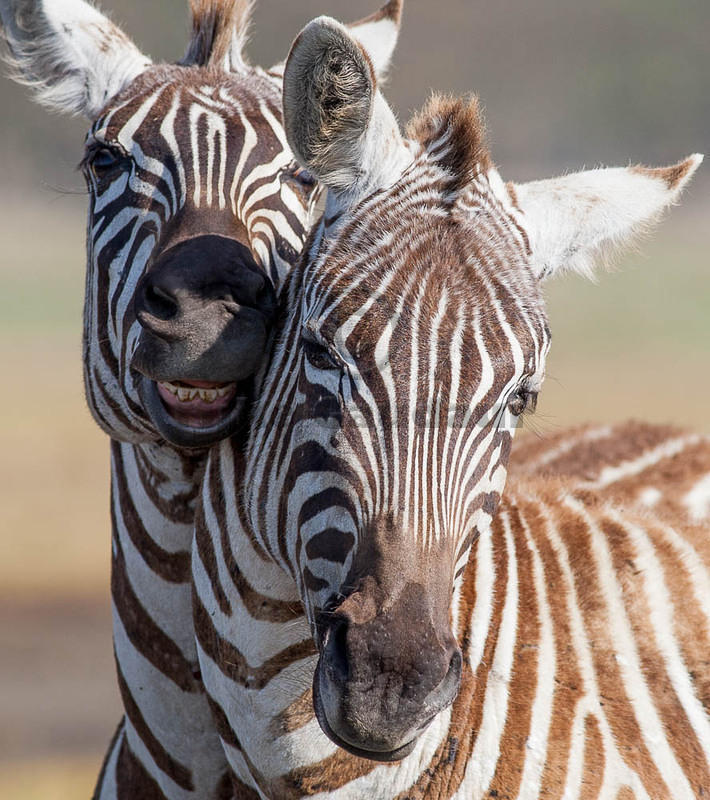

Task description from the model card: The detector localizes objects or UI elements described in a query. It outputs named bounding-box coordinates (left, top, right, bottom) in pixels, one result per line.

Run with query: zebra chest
left=228, top=684, right=458, bottom=800
left=195, top=571, right=460, bottom=798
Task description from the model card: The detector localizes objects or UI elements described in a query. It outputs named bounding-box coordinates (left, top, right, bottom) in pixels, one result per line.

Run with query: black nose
left=131, top=234, right=277, bottom=384
left=134, top=234, right=275, bottom=339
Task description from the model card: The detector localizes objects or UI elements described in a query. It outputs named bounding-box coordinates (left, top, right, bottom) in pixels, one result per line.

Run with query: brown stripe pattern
left=189, top=45, right=708, bottom=796
left=510, top=420, right=710, bottom=525
left=195, top=438, right=710, bottom=797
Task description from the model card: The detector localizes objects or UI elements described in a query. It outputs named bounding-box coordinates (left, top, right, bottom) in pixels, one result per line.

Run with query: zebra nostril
left=447, top=649, right=462, bottom=682
left=325, top=619, right=350, bottom=683
left=143, top=284, right=178, bottom=321
left=222, top=270, right=274, bottom=315
left=437, top=647, right=463, bottom=702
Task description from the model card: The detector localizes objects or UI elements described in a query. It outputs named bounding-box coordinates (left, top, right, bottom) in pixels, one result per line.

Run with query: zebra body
left=85, top=65, right=315, bottom=797
left=192, top=13, right=707, bottom=799
left=1, top=1, right=404, bottom=795
left=511, top=421, right=710, bottom=524
left=195, top=440, right=710, bottom=798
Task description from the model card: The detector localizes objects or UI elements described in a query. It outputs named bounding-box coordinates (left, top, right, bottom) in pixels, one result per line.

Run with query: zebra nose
left=133, top=234, right=276, bottom=340
left=131, top=234, right=277, bottom=384
left=135, top=268, right=274, bottom=335
left=322, top=609, right=461, bottom=702
left=314, top=581, right=463, bottom=759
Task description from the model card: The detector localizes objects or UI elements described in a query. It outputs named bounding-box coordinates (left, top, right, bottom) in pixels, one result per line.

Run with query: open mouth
left=137, top=374, right=251, bottom=449
left=156, top=379, right=238, bottom=428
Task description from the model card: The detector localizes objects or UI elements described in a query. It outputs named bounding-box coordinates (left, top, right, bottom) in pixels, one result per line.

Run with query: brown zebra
left=0, top=1, right=403, bottom=797
left=510, top=421, right=710, bottom=523
left=190, top=12, right=707, bottom=798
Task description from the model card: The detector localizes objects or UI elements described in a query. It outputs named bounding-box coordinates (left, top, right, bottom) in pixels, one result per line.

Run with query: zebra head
left=0, top=0, right=402, bottom=448
left=244, top=17, right=702, bottom=761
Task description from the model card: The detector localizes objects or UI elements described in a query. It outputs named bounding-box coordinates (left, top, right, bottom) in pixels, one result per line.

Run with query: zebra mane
left=406, top=94, right=491, bottom=193
left=181, top=0, right=254, bottom=70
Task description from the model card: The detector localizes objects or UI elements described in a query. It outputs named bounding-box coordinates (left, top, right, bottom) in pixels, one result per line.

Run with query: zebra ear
left=511, top=155, right=703, bottom=281
left=0, top=0, right=151, bottom=118
left=283, top=15, right=409, bottom=202
left=346, top=0, right=402, bottom=79
left=268, top=0, right=403, bottom=85
left=181, top=0, right=254, bottom=72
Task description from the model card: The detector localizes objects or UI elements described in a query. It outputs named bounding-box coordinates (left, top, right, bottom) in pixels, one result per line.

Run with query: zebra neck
left=110, top=439, right=206, bottom=549
left=132, top=439, right=207, bottom=499
left=108, top=439, right=231, bottom=795
left=109, top=437, right=206, bottom=652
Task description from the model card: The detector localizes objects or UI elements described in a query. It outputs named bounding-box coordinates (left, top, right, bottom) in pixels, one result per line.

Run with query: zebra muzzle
left=312, top=581, right=463, bottom=761
left=131, top=234, right=277, bottom=446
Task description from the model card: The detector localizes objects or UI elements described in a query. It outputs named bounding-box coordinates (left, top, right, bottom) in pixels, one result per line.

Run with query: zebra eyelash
left=507, top=382, right=539, bottom=417
left=301, top=324, right=344, bottom=372
left=80, top=139, right=132, bottom=184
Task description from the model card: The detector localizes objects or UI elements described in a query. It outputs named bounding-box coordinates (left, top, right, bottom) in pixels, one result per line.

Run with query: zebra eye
left=508, top=387, right=538, bottom=417
left=86, top=145, right=128, bottom=182
left=302, top=335, right=340, bottom=371
left=284, top=163, right=317, bottom=191
left=292, top=166, right=316, bottom=187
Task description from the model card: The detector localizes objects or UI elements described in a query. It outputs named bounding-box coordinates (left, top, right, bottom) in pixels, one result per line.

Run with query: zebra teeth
left=161, top=381, right=180, bottom=396
left=177, top=386, right=198, bottom=402
left=158, top=380, right=237, bottom=404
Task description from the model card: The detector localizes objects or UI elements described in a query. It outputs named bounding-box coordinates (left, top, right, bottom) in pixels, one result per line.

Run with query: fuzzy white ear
left=283, top=15, right=410, bottom=203
left=348, top=0, right=402, bottom=79
left=268, top=0, right=403, bottom=84
left=0, top=0, right=151, bottom=118
left=512, top=155, right=703, bottom=280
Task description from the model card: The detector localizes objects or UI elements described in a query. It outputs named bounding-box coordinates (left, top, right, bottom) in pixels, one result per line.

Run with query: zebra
left=0, top=1, right=403, bottom=797
left=509, top=420, right=710, bottom=521
left=190, top=14, right=708, bottom=798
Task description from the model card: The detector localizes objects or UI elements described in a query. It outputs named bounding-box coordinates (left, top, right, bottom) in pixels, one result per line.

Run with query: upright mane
left=181, top=0, right=254, bottom=69
left=406, top=93, right=491, bottom=193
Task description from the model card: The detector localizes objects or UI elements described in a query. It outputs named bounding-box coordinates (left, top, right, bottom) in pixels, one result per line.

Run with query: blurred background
left=0, top=0, right=707, bottom=796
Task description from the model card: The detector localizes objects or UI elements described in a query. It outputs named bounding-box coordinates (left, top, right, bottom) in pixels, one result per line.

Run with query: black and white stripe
left=191, top=14, right=706, bottom=798
left=2, top=2, right=317, bottom=797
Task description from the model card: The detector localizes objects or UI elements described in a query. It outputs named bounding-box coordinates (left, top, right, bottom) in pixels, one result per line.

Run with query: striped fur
left=2, top=2, right=406, bottom=796
left=510, top=421, right=710, bottom=523
left=81, top=25, right=315, bottom=800
left=2, top=2, right=314, bottom=797
left=81, top=64, right=311, bottom=444
left=194, top=447, right=710, bottom=797
left=191, top=15, right=706, bottom=798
